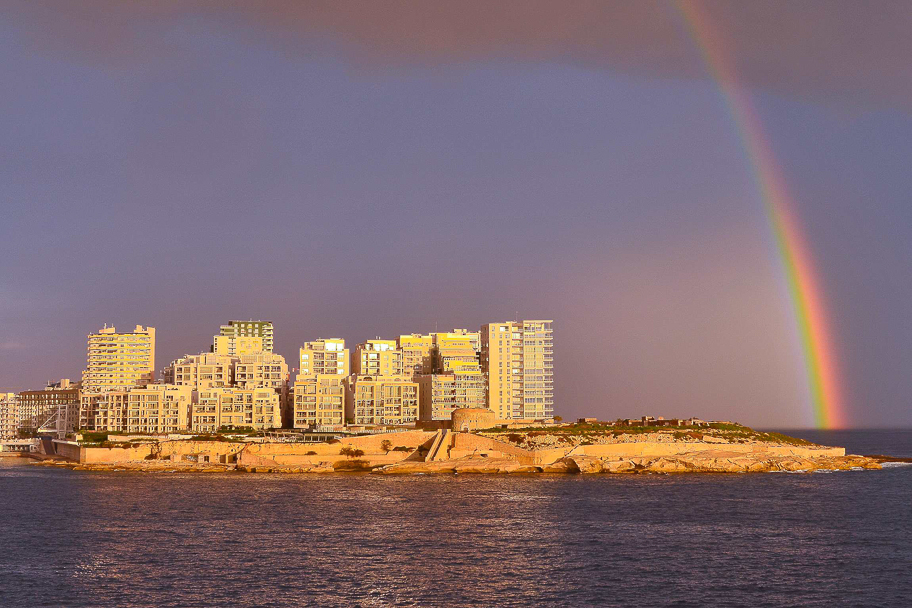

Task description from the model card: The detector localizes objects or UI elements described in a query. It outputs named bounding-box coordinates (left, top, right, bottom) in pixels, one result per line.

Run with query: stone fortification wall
left=237, top=431, right=436, bottom=468
left=70, top=432, right=437, bottom=465
left=448, top=432, right=537, bottom=464
left=52, top=441, right=83, bottom=462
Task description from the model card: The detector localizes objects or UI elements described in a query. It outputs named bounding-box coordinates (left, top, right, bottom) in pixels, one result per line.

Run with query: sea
left=1, top=429, right=910, bottom=607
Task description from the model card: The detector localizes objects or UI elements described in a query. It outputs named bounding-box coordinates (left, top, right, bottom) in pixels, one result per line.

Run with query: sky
left=1, top=1, right=911, bottom=428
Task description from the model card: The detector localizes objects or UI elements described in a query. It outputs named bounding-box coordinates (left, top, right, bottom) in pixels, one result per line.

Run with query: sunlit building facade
left=299, top=339, right=349, bottom=377
left=168, top=352, right=236, bottom=390
left=82, top=325, right=156, bottom=392
left=345, top=375, right=419, bottom=426
left=0, top=393, right=19, bottom=439
left=398, top=334, right=434, bottom=378
left=352, top=340, right=403, bottom=377
left=17, top=379, right=81, bottom=434
left=214, top=320, right=274, bottom=354
left=293, top=375, right=346, bottom=429
left=193, top=387, right=281, bottom=432
left=481, top=320, right=553, bottom=420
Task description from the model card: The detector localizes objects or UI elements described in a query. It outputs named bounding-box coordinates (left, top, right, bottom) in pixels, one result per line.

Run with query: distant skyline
left=2, top=1, right=911, bottom=428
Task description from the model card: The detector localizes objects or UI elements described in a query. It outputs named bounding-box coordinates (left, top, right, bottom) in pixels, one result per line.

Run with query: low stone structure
left=451, top=408, right=495, bottom=432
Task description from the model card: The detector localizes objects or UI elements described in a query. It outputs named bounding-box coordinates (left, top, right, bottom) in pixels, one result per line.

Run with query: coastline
left=28, top=426, right=885, bottom=475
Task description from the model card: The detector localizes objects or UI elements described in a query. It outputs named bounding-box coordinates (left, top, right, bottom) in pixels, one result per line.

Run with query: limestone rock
left=645, top=457, right=690, bottom=473
left=601, top=459, right=636, bottom=473
left=566, top=456, right=604, bottom=474
left=541, top=459, right=578, bottom=473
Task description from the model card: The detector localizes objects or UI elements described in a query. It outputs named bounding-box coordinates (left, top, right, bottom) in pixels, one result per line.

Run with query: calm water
left=2, top=431, right=911, bottom=607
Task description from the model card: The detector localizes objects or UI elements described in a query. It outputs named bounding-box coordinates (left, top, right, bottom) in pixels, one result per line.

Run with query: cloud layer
left=6, top=1, right=912, bottom=110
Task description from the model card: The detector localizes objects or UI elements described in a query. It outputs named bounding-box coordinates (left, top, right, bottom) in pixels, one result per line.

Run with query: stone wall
left=237, top=431, right=436, bottom=468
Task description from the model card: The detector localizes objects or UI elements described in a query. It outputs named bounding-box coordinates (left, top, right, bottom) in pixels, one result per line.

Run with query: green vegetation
left=333, top=459, right=372, bottom=471
left=339, top=446, right=365, bottom=458
left=187, top=434, right=244, bottom=443
left=478, top=421, right=815, bottom=447
left=78, top=431, right=110, bottom=443
left=380, top=439, right=393, bottom=452
left=216, top=426, right=260, bottom=436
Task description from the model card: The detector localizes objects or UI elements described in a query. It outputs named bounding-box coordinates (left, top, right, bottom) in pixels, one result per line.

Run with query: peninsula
left=33, top=415, right=880, bottom=475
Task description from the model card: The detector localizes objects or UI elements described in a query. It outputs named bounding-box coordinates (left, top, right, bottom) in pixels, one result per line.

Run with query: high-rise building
left=0, top=393, right=19, bottom=439
left=481, top=320, right=554, bottom=420
left=352, top=340, right=403, bottom=377
left=192, top=387, right=282, bottom=432
left=345, top=375, right=419, bottom=426
left=82, top=325, right=156, bottom=392
left=398, top=334, right=434, bottom=378
left=299, top=339, right=349, bottom=377
left=214, top=320, right=274, bottom=354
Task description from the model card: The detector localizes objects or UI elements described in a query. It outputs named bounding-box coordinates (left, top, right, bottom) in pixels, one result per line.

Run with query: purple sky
left=2, top=1, right=911, bottom=428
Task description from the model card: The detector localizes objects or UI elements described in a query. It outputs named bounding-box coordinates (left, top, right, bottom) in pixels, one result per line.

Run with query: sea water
left=1, top=430, right=910, bottom=607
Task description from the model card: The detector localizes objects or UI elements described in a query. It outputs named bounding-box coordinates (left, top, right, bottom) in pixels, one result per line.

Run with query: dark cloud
left=5, top=0, right=912, bottom=110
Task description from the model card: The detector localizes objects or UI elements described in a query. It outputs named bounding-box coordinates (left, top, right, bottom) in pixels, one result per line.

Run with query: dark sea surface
left=2, top=430, right=911, bottom=608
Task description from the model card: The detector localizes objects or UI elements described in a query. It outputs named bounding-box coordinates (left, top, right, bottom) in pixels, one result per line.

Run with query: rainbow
left=675, top=1, right=847, bottom=428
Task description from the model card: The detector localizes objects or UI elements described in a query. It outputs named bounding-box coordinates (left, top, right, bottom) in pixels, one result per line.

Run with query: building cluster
left=0, top=319, right=554, bottom=438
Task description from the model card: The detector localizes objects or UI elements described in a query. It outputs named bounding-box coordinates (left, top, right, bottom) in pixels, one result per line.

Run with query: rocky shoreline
left=30, top=424, right=896, bottom=476
left=31, top=451, right=883, bottom=475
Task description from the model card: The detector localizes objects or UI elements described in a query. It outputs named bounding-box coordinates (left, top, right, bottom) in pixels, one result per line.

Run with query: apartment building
left=407, top=330, right=486, bottom=421
left=398, top=334, right=434, bottom=378
left=0, top=393, right=19, bottom=439
left=345, top=375, right=419, bottom=426
left=352, top=340, right=403, bottom=377
left=91, top=391, right=130, bottom=432
left=82, top=325, right=155, bottom=392
left=193, top=387, right=281, bottom=432
left=215, top=320, right=274, bottom=353
left=293, top=375, right=346, bottom=429
left=234, top=352, right=288, bottom=390
left=417, top=363, right=486, bottom=421
left=299, top=339, right=349, bottom=377
left=88, top=385, right=191, bottom=434
left=123, top=385, right=193, bottom=434
left=168, top=352, right=236, bottom=389
left=212, top=335, right=264, bottom=357
left=17, top=379, right=81, bottom=434
left=481, top=320, right=554, bottom=420
left=433, top=331, right=481, bottom=372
